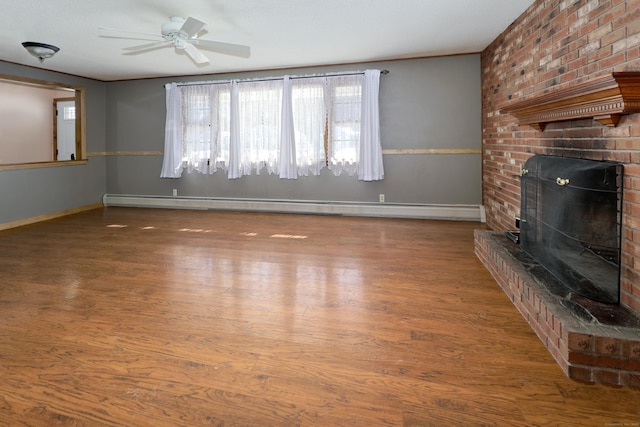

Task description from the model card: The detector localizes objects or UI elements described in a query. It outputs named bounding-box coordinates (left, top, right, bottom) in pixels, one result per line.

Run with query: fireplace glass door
left=520, top=155, right=623, bottom=304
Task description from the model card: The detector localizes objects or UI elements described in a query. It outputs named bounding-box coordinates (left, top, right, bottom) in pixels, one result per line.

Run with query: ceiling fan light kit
left=98, top=16, right=251, bottom=66
left=22, top=41, right=60, bottom=62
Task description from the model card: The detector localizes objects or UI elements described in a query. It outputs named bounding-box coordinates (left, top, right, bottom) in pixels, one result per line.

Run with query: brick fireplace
left=477, top=0, right=640, bottom=387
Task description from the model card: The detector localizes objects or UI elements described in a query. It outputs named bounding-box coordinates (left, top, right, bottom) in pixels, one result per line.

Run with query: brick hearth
left=475, top=230, right=640, bottom=388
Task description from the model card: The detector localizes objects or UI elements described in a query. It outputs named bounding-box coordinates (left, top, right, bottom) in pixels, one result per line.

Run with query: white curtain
left=358, top=69, right=384, bottom=181
left=162, top=70, right=384, bottom=181
left=181, top=84, right=216, bottom=174
left=161, top=82, right=232, bottom=178
left=160, top=83, right=184, bottom=178
left=326, top=74, right=362, bottom=177
left=227, top=81, right=241, bottom=179
left=292, top=77, right=327, bottom=176
left=279, top=76, right=297, bottom=179
left=214, top=85, right=232, bottom=172
left=236, top=79, right=283, bottom=176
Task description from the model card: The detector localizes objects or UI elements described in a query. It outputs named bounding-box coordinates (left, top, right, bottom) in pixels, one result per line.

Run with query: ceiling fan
left=98, top=16, right=250, bottom=65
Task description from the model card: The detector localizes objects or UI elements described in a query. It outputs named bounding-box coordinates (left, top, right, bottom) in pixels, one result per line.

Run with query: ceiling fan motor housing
left=161, top=17, right=186, bottom=40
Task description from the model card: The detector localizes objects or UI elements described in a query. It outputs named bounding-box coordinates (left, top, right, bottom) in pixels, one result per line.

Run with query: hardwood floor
left=0, top=207, right=638, bottom=426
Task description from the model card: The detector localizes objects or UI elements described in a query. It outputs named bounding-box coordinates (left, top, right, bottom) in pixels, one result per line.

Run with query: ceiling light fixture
left=22, top=41, right=60, bottom=63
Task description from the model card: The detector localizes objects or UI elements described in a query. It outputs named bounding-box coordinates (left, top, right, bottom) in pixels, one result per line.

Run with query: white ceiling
left=1, top=0, right=535, bottom=82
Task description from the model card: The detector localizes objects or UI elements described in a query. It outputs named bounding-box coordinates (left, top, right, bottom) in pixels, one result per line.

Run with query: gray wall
left=105, top=55, right=482, bottom=205
left=0, top=62, right=107, bottom=224
left=0, top=54, right=481, bottom=226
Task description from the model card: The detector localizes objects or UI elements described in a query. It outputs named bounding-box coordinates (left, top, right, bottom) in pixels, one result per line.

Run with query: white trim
left=102, top=194, right=485, bottom=222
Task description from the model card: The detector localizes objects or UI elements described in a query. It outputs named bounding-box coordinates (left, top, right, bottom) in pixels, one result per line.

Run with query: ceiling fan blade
left=180, top=17, right=207, bottom=38
left=192, top=39, right=251, bottom=58
left=183, top=43, right=210, bottom=65
left=98, top=27, right=162, bottom=42
left=123, top=40, right=172, bottom=53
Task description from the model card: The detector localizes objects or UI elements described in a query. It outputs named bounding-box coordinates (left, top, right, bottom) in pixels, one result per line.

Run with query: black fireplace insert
left=519, top=155, right=623, bottom=304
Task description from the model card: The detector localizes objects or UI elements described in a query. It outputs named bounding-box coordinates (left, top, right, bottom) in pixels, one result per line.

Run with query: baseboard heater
left=102, top=194, right=485, bottom=222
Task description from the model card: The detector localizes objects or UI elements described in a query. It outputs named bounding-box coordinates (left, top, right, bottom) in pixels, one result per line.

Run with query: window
left=236, top=79, right=282, bottom=175
left=291, top=78, right=326, bottom=176
left=161, top=70, right=383, bottom=181
left=63, top=105, right=76, bottom=120
left=327, top=77, right=362, bottom=176
left=181, top=86, right=216, bottom=174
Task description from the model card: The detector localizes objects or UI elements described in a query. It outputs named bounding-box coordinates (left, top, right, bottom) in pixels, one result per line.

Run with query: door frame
left=53, top=97, right=76, bottom=161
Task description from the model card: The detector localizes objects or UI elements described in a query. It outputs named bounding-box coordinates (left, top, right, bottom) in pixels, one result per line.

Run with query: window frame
left=0, top=73, right=86, bottom=171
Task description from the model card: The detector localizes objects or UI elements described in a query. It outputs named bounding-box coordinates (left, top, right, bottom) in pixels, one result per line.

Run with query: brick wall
left=481, top=0, right=640, bottom=313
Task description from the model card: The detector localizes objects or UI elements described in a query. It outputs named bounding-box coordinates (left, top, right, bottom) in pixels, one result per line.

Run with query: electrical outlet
left=172, top=189, right=178, bottom=196
left=379, top=194, right=385, bottom=203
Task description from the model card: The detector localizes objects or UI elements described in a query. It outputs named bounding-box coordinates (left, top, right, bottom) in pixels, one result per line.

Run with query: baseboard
left=0, top=202, right=103, bottom=232
left=102, top=194, right=486, bottom=222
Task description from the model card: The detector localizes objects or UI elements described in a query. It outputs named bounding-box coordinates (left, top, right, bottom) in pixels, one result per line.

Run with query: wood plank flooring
left=0, top=207, right=638, bottom=426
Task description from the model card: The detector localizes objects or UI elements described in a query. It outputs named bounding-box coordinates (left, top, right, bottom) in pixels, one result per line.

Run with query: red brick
left=568, top=332, right=594, bottom=352
left=570, top=350, right=634, bottom=370
left=622, top=340, right=640, bottom=360
left=598, top=51, right=628, bottom=69
left=619, top=372, right=640, bottom=388
left=595, top=336, right=622, bottom=356
left=592, top=368, right=621, bottom=386
left=567, top=365, right=594, bottom=383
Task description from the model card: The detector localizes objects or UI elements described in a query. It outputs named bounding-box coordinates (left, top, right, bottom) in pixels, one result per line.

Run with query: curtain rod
left=172, top=69, right=389, bottom=87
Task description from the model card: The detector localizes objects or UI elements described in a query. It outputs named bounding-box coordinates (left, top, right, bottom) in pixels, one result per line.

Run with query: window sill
left=0, top=160, right=88, bottom=171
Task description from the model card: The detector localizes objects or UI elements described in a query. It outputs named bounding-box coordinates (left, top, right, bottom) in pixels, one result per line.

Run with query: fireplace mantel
left=501, top=72, right=640, bottom=130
